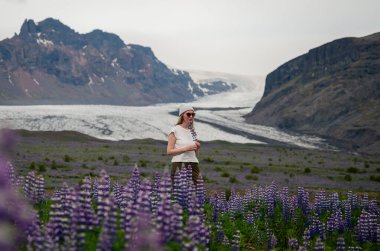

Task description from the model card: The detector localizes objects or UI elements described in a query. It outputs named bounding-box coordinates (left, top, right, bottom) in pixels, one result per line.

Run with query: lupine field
left=1, top=155, right=380, bottom=251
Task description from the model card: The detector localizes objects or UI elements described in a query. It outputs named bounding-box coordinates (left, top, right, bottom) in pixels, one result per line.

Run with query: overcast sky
left=1, top=0, right=380, bottom=76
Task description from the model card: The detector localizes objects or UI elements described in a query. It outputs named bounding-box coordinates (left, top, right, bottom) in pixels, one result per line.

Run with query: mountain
left=0, top=18, right=235, bottom=105
left=245, top=32, right=380, bottom=155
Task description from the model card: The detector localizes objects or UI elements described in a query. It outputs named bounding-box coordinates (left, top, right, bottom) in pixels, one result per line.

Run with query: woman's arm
left=167, top=132, right=198, bottom=156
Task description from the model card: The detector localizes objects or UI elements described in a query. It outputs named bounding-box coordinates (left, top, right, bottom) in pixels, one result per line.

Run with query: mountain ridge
left=0, top=18, right=235, bottom=105
left=245, top=32, right=380, bottom=155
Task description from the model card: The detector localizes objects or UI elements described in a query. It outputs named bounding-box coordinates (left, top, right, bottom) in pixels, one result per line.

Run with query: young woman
left=167, top=105, right=201, bottom=185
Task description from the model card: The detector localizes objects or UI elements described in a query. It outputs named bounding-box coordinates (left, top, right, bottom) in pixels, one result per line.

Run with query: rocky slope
left=0, top=18, right=235, bottom=105
left=245, top=32, right=380, bottom=155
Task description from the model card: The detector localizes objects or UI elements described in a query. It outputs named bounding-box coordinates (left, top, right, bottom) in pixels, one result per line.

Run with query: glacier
left=0, top=70, right=330, bottom=149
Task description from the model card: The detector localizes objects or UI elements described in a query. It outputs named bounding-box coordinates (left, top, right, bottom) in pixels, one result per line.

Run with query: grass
left=11, top=129, right=380, bottom=194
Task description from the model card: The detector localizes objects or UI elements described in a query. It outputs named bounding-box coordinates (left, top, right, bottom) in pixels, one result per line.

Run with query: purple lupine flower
left=270, top=233, right=277, bottom=250
left=344, top=199, right=352, bottom=228
left=60, top=186, right=77, bottom=241
left=196, top=174, right=206, bottom=207
left=23, top=171, right=37, bottom=202
left=183, top=215, right=203, bottom=250
left=72, top=177, right=97, bottom=249
left=79, top=176, right=97, bottom=229
left=368, top=213, right=378, bottom=242
left=297, top=187, right=311, bottom=216
left=135, top=179, right=152, bottom=218
left=336, top=237, right=345, bottom=251
left=127, top=210, right=165, bottom=251
left=155, top=195, right=173, bottom=244
left=92, top=177, right=99, bottom=201
left=288, top=238, right=299, bottom=250
left=97, top=170, right=111, bottom=223
left=158, top=170, right=172, bottom=201
left=172, top=170, right=182, bottom=205
left=265, top=182, right=276, bottom=217
left=314, top=237, right=324, bottom=251
left=186, top=166, right=196, bottom=207
left=97, top=196, right=118, bottom=251
left=46, top=183, right=71, bottom=244
left=26, top=214, right=44, bottom=251
left=222, top=235, right=230, bottom=246
left=170, top=203, right=184, bottom=243
left=355, top=209, right=370, bottom=243
left=327, top=209, right=344, bottom=235
left=150, top=173, right=161, bottom=213
left=368, top=199, right=380, bottom=215
left=310, top=213, right=325, bottom=240
left=123, top=199, right=137, bottom=247
left=302, top=228, right=311, bottom=249
left=228, top=190, right=244, bottom=217
left=361, top=193, right=369, bottom=210
left=266, top=221, right=275, bottom=250
left=112, top=182, right=123, bottom=206
left=246, top=210, right=255, bottom=224
left=215, top=221, right=225, bottom=243
left=314, top=190, right=327, bottom=216
left=330, top=192, right=340, bottom=212
left=46, top=195, right=64, bottom=243
left=231, top=230, right=241, bottom=251
left=34, top=175, right=46, bottom=203
left=188, top=191, right=204, bottom=221
left=281, top=186, right=290, bottom=221
left=210, top=192, right=220, bottom=222
left=129, top=164, right=142, bottom=201
left=4, top=161, right=17, bottom=186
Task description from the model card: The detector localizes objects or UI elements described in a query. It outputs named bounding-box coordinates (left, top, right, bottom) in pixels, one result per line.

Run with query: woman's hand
left=186, top=143, right=199, bottom=151
left=195, top=141, right=201, bottom=150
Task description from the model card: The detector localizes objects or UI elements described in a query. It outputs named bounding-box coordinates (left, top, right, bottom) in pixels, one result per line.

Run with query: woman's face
left=183, top=110, right=195, bottom=124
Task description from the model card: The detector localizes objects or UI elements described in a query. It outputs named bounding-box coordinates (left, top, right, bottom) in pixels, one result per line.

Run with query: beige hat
left=179, top=105, right=194, bottom=116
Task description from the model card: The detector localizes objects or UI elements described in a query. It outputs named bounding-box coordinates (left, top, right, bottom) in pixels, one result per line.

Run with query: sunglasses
left=185, top=112, right=196, bottom=117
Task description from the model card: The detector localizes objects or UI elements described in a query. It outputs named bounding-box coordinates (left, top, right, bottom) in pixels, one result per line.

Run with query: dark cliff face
left=245, top=32, right=380, bottom=155
left=0, top=18, right=205, bottom=105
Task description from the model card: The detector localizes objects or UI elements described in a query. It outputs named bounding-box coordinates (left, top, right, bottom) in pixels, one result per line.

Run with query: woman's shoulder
left=169, top=125, right=181, bottom=133
left=170, top=125, right=188, bottom=133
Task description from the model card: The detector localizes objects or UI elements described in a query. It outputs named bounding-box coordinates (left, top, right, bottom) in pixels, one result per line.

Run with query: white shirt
left=169, top=125, right=199, bottom=163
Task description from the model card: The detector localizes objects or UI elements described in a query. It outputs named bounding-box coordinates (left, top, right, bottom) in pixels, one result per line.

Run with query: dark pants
left=171, top=162, right=199, bottom=185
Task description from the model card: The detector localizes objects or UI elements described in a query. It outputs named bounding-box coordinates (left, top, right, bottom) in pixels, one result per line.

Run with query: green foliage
left=229, top=176, right=238, bottom=183
left=344, top=174, right=352, bottom=181
left=369, top=175, right=380, bottom=182
left=245, top=175, right=258, bottom=180
left=347, top=167, right=359, bottom=173
left=214, top=166, right=222, bottom=172
left=203, top=157, right=215, bottom=163
left=64, top=154, right=73, bottom=162
left=123, top=155, right=130, bottom=163
left=29, top=162, right=36, bottom=170
left=34, top=199, right=52, bottom=223
left=304, top=167, right=311, bottom=173
left=221, top=172, right=230, bottom=178
left=138, top=159, right=150, bottom=167
left=250, top=166, right=261, bottom=174
left=51, top=160, right=57, bottom=169
left=38, top=163, right=46, bottom=172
